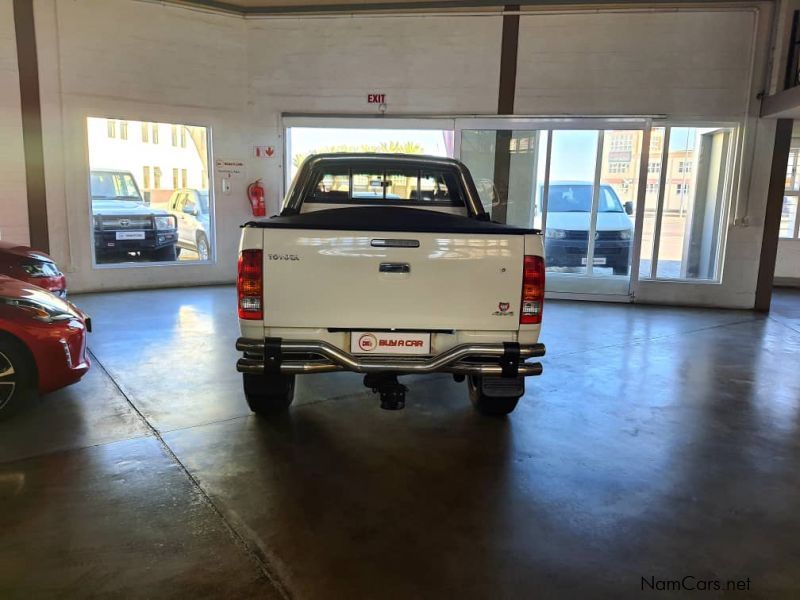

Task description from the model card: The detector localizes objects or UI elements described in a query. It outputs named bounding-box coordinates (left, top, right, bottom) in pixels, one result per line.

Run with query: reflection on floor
left=2, top=287, right=800, bottom=598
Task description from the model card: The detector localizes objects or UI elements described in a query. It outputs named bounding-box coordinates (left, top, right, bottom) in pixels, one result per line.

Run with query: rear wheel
left=468, top=376, right=521, bottom=416
left=0, top=336, right=36, bottom=420
left=243, top=373, right=295, bottom=416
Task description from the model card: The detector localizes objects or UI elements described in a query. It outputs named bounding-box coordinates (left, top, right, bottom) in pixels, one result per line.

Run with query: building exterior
left=87, top=118, right=209, bottom=206
left=601, top=129, right=697, bottom=215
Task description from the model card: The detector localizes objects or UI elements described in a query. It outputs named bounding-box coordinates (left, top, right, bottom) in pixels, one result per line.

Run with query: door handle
left=379, top=262, right=410, bottom=274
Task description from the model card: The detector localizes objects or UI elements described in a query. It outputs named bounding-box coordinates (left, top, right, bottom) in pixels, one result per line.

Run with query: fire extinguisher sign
left=255, top=146, right=275, bottom=159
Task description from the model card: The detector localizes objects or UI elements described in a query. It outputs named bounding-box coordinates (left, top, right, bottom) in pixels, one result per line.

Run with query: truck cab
left=236, top=154, right=546, bottom=417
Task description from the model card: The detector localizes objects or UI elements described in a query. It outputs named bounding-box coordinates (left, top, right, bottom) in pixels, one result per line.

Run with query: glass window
left=639, top=127, right=666, bottom=279
left=654, top=126, right=734, bottom=280
left=87, top=117, right=213, bottom=265
left=286, top=126, right=454, bottom=195
left=781, top=134, right=800, bottom=239
left=308, top=167, right=462, bottom=206
left=780, top=196, right=798, bottom=238
left=107, top=120, right=117, bottom=138
left=459, top=129, right=547, bottom=227
left=120, top=121, right=128, bottom=141
left=544, top=129, right=600, bottom=275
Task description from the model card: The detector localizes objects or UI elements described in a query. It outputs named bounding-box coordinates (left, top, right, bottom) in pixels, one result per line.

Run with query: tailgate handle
left=379, top=262, right=410, bottom=274
left=371, top=239, right=420, bottom=248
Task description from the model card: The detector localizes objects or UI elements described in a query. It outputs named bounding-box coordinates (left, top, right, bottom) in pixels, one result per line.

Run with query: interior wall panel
left=0, top=0, right=30, bottom=245
left=515, top=10, right=756, bottom=119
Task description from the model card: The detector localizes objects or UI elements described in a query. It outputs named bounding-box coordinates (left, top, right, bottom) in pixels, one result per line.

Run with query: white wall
left=515, top=11, right=755, bottom=119
left=34, top=0, right=248, bottom=292
left=0, top=0, right=29, bottom=245
left=32, top=0, right=501, bottom=292
left=26, top=0, right=778, bottom=308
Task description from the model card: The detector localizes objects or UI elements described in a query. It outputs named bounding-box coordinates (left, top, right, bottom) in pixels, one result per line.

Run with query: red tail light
left=237, top=249, right=263, bottom=320
left=520, top=255, right=545, bottom=324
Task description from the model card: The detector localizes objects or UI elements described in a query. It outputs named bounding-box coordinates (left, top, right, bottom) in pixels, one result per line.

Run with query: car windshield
left=547, top=184, right=624, bottom=213
left=91, top=172, right=142, bottom=201
left=197, top=192, right=209, bottom=213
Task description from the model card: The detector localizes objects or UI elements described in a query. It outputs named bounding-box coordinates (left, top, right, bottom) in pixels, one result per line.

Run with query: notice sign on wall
left=215, top=159, right=244, bottom=178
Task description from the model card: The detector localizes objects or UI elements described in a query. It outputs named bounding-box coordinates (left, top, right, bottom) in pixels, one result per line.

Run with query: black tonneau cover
left=243, top=206, right=539, bottom=235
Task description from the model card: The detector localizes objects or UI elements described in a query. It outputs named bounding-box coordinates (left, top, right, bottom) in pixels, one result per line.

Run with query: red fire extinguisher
left=247, top=179, right=267, bottom=217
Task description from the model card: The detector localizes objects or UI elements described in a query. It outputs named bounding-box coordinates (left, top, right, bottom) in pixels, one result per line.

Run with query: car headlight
left=0, top=296, right=74, bottom=323
left=546, top=228, right=566, bottom=239
left=619, top=230, right=632, bottom=241
left=21, top=260, right=60, bottom=278
left=154, top=216, right=177, bottom=231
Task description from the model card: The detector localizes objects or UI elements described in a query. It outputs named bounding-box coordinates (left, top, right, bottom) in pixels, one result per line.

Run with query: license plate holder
left=582, top=256, right=607, bottom=266
left=116, top=231, right=146, bottom=240
left=351, top=331, right=431, bottom=355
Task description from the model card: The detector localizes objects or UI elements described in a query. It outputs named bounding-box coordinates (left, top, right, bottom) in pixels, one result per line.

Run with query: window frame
left=86, top=116, right=217, bottom=269
left=781, top=138, right=800, bottom=239
left=642, top=122, right=739, bottom=283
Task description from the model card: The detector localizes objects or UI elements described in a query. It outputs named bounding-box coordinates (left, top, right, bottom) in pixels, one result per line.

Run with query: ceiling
left=164, top=0, right=760, bottom=16
left=170, top=0, right=506, bottom=14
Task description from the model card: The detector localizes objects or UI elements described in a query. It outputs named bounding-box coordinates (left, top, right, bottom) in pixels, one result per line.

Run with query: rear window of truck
left=306, top=166, right=465, bottom=207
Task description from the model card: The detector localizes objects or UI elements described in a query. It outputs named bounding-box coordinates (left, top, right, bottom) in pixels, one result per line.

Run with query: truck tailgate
left=261, top=228, right=525, bottom=331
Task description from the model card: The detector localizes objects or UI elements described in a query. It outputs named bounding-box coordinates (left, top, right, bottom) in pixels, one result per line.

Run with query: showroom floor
left=2, top=287, right=800, bottom=598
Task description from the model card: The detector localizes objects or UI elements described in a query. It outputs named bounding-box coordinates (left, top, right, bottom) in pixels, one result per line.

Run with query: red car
left=0, top=240, right=67, bottom=297
left=0, top=275, right=90, bottom=419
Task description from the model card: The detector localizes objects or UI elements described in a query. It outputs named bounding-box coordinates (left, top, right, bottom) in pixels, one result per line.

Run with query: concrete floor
left=2, top=287, right=800, bottom=598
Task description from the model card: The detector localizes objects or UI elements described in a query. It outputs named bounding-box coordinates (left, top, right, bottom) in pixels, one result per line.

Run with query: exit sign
left=367, top=93, right=386, bottom=104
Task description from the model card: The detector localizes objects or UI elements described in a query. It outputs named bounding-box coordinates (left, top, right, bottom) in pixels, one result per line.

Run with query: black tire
left=243, top=373, right=295, bottom=416
left=468, top=376, right=520, bottom=416
left=196, top=234, right=210, bottom=261
left=175, top=246, right=182, bottom=258
left=612, top=263, right=629, bottom=276
left=149, top=244, right=177, bottom=262
left=0, top=335, right=36, bottom=421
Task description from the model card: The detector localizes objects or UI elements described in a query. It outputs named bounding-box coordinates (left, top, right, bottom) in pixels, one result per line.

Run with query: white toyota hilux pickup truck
left=236, top=154, right=546, bottom=416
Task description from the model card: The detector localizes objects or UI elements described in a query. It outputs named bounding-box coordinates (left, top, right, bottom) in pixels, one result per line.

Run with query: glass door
left=458, top=128, right=548, bottom=228
left=456, top=119, right=649, bottom=298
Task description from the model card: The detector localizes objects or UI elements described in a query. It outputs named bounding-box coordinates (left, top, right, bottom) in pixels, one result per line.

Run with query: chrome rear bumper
left=236, top=338, right=545, bottom=377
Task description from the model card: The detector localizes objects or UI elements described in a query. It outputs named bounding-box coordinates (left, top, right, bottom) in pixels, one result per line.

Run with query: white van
left=537, top=181, right=634, bottom=275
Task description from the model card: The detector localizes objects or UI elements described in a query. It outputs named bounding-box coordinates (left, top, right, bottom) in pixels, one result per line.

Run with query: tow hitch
left=364, top=374, right=407, bottom=410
